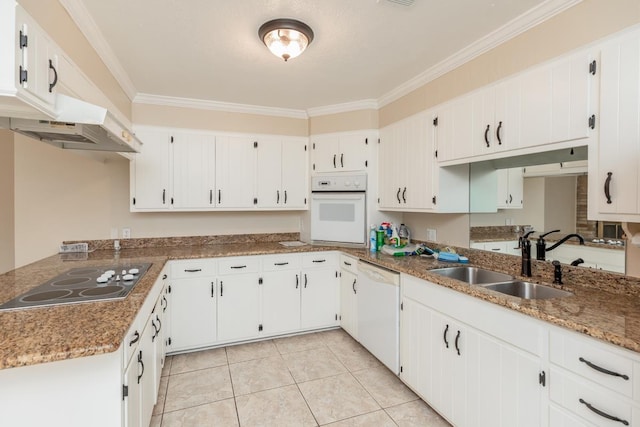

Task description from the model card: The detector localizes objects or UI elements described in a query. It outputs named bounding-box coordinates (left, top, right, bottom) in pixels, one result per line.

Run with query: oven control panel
left=311, top=174, right=367, bottom=191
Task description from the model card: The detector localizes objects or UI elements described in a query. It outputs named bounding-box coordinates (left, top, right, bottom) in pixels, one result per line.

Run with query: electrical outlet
left=122, top=228, right=131, bottom=239
left=426, top=228, right=437, bottom=242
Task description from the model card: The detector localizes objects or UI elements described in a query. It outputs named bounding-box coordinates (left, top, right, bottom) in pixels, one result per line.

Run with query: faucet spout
left=546, top=233, right=585, bottom=252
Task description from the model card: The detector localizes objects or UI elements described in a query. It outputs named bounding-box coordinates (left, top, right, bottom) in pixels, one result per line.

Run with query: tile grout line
left=225, top=347, right=243, bottom=427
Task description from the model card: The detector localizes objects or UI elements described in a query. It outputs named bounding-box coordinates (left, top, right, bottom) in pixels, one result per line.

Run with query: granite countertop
left=470, top=233, right=625, bottom=250
left=2, top=240, right=640, bottom=370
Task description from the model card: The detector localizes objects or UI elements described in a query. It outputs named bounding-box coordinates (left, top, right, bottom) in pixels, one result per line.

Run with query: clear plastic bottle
left=398, top=224, right=410, bottom=246
left=369, top=225, right=377, bottom=252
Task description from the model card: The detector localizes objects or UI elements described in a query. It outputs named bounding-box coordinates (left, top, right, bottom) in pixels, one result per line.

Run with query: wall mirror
left=468, top=146, right=625, bottom=273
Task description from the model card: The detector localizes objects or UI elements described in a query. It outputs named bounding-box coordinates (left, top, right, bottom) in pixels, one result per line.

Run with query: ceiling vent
left=386, top=0, right=415, bottom=6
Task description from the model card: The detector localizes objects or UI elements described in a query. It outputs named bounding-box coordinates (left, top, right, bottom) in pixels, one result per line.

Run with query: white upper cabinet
left=130, top=128, right=171, bottom=210
left=215, top=136, right=257, bottom=208
left=519, top=66, right=554, bottom=149
left=437, top=97, right=475, bottom=162
left=172, top=133, right=216, bottom=209
left=0, top=3, right=60, bottom=118
left=591, top=29, right=640, bottom=220
left=312, top=133, right=370, bottom=173
left=497, top=167, right=524, bottom=209
left=256, top=138, right=308, bottom=209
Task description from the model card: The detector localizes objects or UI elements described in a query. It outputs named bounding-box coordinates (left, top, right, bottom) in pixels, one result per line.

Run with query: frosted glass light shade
left=259, top=19, right=314, bottom=62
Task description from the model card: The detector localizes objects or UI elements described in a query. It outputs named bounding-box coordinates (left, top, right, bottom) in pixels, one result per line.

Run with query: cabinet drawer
left=261, top=254, right=301, bottom=271
left=171, top=259, right=216, bottom=278
left=550, top=404, right=597, bottom=427
left=340, top=254, right=358, bottom=274
left=218, top=256, right=261, bottom=275
left=550, top=329, right=637, bottom=400
left=550, top=368, right=638, bottom=427
left=302, top=252, right=338, bottom=268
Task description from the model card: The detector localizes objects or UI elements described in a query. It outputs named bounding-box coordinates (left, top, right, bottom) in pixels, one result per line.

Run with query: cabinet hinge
left=258, top=324, right=263, bottom=332
left=168, top=285, right=171, bottom=293
left=19, top=31, right=28, bottom=49
left=132, top=197, right=136, bottom=206
left=253, top=197, right=258, bottom=205
left=312, top=143, right=316, bottom=149
left=170, top=136, right=174, bottom=143
left=434, top=150, right=438, bottom=158
left=365, top=160, right=368, bottom=168
left=588, top=114, right=596, bottom=130
left=258, top=277, right=263, bottom=285
left=254, top=141, right=258, bottom=148
left=400, top=366, right=403, bottom=373
left=539, top=371, right=546, bottom=387
left=167, top=337, right=172, bottom=345
left=122, top=384, right=128, bottom=400
left=304, top=145, right=307, bottom=151
left=432, top=195, right=437, bottom=205
left=589, top=60, right=597, bottom=75
left=335, top=314, right=338, bottom=321
left=313, top=164, right=316, bottom=171
left=19, top=66, right=27, bottom=84
left=433, top=117, right=438, bottom=126
left=377, top=138, right=380, bottom=144
left=365, top=138, right=368, bottom=145
left=400, top=302, right=403, bottom=311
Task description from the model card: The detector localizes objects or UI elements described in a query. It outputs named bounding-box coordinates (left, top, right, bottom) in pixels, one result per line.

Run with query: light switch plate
left=426, top=228, right=437, bottom=241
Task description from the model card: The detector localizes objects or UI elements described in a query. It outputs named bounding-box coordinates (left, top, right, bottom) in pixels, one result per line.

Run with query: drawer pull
left=129, top=331, right=140, bottom=346
left=343, top=261, right=352, bottom=266
left=184, top=269, right=202, bottom=273
left=274, top=262, right=289, bottom=266
left=579, top=398, right=629, bottom=426
left=312, top=259, right=326, bottom=263
left=579, top=357, right=629, bottom=380
left=230, top=265, right=247, bottom=269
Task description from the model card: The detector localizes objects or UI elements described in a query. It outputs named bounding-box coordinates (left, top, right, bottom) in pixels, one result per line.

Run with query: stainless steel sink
left=429, top=267, right=514, bottom=285
left=481, top=281, right=573, bottom=299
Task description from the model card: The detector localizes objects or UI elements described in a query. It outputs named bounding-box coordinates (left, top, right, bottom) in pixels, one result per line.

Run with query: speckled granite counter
left=2, top=237, right=640, bottom=370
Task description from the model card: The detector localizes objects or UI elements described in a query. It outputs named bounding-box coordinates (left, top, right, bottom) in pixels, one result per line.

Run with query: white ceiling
left=64, top=0, right=576, bottom=114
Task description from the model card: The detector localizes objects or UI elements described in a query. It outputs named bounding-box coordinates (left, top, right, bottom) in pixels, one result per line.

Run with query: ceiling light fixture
left=259, top=18, right=314, bottom=62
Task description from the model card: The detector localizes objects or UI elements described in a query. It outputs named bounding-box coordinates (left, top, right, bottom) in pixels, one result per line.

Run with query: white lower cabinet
left=261, top=254, right=302, bottom=335
left=339, top=254, right=358, bottom=339
left=400, top=274, right=544, bottom=427
left=168, top=260, right=217, bottom=352
left=301, top=253, right=340, bottom=330
left=217, top=257, right=261, bottom=342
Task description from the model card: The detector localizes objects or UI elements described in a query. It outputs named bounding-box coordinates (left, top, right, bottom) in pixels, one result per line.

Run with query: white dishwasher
left=357, top=260, right=400, bottom=374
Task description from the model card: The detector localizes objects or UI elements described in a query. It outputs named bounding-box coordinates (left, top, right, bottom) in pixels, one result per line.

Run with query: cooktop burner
left=0, top=263, right=152, bottom=311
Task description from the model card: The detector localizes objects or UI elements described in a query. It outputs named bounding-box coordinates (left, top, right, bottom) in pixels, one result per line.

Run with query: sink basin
left=430, top=267, right=514, bottom=285
left=481, top=281, right=573, bottom=299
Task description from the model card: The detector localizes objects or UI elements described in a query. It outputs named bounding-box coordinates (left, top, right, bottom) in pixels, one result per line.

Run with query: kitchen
left=2, top=0, right=640, bottom=426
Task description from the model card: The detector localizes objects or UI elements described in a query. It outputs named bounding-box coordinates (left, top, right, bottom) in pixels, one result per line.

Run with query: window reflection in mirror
left=468, top=147, right=625, bottom=273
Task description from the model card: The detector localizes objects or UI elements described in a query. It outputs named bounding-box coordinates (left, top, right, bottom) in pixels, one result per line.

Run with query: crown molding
left=307, top=99, right=379, bottom=117
left=59, top=0, right=138, bottom=101
left=133, top=93, right=309, bottom=119
left=378, top=0, right=582, bottom=107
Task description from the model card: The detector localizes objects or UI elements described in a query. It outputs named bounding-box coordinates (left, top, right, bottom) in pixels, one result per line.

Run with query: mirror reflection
left=468, top=148, right=625, bottom=273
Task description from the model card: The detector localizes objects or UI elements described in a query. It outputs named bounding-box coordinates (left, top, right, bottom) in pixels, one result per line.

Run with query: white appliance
left=310, top=174, right=366, bottom=244
left=357, top=260, right=400, bottom=374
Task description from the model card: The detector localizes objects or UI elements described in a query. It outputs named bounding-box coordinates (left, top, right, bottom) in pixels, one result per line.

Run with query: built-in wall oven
left=310, top=174, right=367, bottom=244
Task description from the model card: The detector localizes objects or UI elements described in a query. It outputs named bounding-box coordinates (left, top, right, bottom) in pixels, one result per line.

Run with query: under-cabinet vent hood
left=7, top=94, right=141, bottom=153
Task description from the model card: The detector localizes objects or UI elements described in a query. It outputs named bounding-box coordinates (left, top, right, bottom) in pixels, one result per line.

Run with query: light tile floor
left=152, top=329, right=451, bottom=427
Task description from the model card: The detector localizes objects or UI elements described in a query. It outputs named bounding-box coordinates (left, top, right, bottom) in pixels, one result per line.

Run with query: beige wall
left=379, top=0, right=640, bottom=127
left=544, top=176, right=577, bottom=234
left=133, top=104, right=308, bottom=136
left=403, top=213, right=470, bottom=248
left=309, top=110, right=378, bottom=135
left=18, top=0, right=132, bottom=119
left=0, top=130, right=15, bottom=274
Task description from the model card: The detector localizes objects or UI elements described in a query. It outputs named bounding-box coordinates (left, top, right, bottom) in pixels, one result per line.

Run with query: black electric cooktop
left=0, top=263, right=152, bottom=311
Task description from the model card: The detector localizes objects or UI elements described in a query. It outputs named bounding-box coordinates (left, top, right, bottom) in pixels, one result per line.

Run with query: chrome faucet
left=536, top=231, right=585, bottom=260
left=520, top=230, right=535, bottom=277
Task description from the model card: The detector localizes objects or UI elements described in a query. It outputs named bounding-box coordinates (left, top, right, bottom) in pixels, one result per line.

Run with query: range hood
left=7, top=94, right=141, bottom=153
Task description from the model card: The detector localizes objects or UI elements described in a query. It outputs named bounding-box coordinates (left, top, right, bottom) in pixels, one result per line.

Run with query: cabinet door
left=215, top=136, right=256, bottom=208
left=339, top=269, right=358, bottom=339
left=262, top=270, right=301, bottom=335
left=256, top=138, right=282, bottom=208
left=131, top=129, right=171, bottom=210
left=172, top=133, right=216, bottom=209
left=311, top=135, right=340, bottom=173
left=404, top=113, right=431, bottom=209
left=339, top=134, right=369, bottom=171
left=378, top=125, right=403, bottom=208
left=519, top=67, right=553, bottom=148
left=497, top=168, right=524, bottom=209
left=123, top=354, right=141, bottom=427
left=217, top=274, right=260, bottom=342
left=301, top=269, right=339, bottom=329
left=471, top=88, right=496, bottom=157
left=598, top=35, right=640, bottom=215
left=494, top=78, right=521, bottom=152
left=139, top=318, right=156, bottom=427
left=169, top=278, right=216, bottom=351
left=281, top=139, right=308, bottom=208
left=399, top=297, right=433, bottom=401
